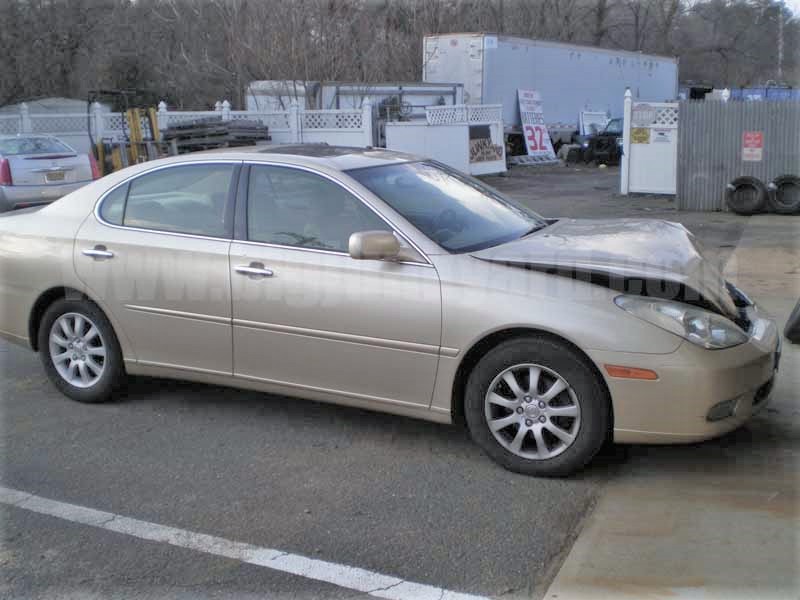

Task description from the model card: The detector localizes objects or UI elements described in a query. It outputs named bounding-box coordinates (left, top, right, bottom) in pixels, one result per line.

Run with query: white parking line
left=0, top=485, right=486, bottom=600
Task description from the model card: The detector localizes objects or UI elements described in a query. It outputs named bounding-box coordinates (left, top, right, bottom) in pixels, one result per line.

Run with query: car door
left=74, top=161, right=240, bottom=375
left=229, top=163, right=442, bottom=409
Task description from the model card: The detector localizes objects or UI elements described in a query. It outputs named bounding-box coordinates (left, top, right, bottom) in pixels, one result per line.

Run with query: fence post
left=92, top=101, right=105, bottom=141
left=620, top=88, right=632, bottom=195
left=157, top=101, right=169, bottom=132
left=20, top=102, right=32, bottom=133
left=289, top=101, right=300, bottom=143
left=222, top=100, right=231, bottom=121
left=361, top=99, right=373, bottom=147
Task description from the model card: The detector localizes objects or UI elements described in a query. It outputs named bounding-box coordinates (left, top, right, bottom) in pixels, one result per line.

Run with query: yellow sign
left=631, top=127, right=650, bottom=144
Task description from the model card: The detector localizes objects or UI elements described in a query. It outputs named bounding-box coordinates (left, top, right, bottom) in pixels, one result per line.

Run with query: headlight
left=581, top=141, right=590, bottom=148
left=614, top=295, right=748, bottom=349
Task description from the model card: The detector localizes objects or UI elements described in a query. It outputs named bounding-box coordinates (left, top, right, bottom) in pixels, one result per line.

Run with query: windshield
left=347, top=161, right=546, bottom=253
left=0, top=137, right=74, bottom=156
left=604, top=119, right=623, bottom=135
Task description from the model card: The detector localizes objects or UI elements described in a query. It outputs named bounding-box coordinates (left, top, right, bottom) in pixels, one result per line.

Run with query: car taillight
left=89, top=153, right=101, bottom=180
left=0, top=159, right=11, bottom=185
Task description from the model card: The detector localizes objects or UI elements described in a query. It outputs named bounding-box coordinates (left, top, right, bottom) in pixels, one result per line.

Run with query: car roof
left=0, top=134, right=61, bottom=139
left=206, top=144, right=421, bottom=171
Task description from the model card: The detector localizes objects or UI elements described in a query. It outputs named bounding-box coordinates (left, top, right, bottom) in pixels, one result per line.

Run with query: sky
left=788, top=0, right=800, bottom=16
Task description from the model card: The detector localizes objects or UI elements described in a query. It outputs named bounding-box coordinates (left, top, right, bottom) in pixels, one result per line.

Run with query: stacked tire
left=767, top=175, right=800, bottom=215
left=726, top=175, right=800, bottom=215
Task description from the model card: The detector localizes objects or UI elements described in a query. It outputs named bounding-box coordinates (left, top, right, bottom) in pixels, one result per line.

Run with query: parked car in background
left=0, top=135, right=100, bottom=212
left=573, top=118, right=623, bottom=165
left=0, top=146, right=780, bottom=477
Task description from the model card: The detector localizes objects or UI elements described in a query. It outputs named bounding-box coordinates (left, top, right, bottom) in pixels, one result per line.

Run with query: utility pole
left=777, top=0, right=784, bottom=82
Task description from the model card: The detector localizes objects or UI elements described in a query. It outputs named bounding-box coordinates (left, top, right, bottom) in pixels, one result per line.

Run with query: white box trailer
left=423, top=33, right=678, bottom=144
left=246, top=80, right=463, bottom=119
left=245, top=80, right=464, bottom=146
left=318, top=82, right=464, bottom=117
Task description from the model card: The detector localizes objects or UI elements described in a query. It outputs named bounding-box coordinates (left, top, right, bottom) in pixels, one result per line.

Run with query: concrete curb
left=542, top=214, right=800, bottom=600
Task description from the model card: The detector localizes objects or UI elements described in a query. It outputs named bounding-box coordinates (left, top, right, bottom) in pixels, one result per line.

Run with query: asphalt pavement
left=0, top=332, right=613, bottom=599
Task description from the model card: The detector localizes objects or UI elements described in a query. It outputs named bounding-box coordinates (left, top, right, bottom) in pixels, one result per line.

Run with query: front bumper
left=0, top=181, right=90, bottom=212
left=589, top=306, right=780, bottom=444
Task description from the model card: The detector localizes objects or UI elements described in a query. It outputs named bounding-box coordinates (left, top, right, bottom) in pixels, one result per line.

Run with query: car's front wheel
left=464, top=336, right=609, bottom=477
left=38, top=298, right=126, bottom=403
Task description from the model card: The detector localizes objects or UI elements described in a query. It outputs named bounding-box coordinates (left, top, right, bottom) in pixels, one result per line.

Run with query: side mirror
left=348, top=230, right=400, bottom=261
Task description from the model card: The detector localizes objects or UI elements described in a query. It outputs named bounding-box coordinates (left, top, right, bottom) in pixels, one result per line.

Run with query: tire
left=38, top=298, right=126, bottom=403
left=767, top=175, right=800, bottom=215
left=786, top=299, right=800, bottom=344
left=464, top=336, right=610, bottom=477
left=726, top=176, right=767, bottom=215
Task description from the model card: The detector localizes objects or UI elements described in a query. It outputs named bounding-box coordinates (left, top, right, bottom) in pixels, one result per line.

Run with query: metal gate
left=620, top=90, right=679, bottom=195
left=676, top=100, right=800, bottom=211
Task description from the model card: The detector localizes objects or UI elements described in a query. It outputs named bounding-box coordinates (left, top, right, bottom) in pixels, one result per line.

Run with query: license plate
left=45, top=171, right=65, bottom=182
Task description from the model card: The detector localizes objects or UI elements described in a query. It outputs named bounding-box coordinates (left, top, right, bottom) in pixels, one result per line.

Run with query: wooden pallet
left=162, top=118, right=270, bottom=153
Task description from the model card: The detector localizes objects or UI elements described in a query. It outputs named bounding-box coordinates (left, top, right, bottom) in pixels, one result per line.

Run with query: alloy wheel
left=484, top=363, right=581, bottom=460
left=48, top=312, right=107, bottom=389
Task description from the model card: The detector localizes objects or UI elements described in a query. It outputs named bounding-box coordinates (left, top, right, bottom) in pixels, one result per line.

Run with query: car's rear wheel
left=38, top=298, right=125, bottom=403
left=464, top=336, right=609, bottom=477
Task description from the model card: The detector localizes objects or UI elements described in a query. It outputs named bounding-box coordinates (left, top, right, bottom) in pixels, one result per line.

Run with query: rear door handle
left=82, top=246, right=114, bottom=260
left=235, top=263, right=274, bottom=278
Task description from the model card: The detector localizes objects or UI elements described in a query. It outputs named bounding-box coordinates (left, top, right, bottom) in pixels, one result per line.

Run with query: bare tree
left=0, top=0, right=797, bottom=109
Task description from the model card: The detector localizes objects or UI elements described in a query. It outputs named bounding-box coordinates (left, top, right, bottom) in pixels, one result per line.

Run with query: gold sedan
left=0, top=146, right=781, bottom=476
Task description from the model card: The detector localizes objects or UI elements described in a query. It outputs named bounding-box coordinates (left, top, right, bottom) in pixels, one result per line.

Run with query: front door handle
left=235, top=263, right=274, bottom=278
left=82, top=245, right=114, bottom=260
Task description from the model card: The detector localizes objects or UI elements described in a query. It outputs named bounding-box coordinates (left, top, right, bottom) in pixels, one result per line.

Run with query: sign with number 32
left=518, top=89, right=556, bottom=161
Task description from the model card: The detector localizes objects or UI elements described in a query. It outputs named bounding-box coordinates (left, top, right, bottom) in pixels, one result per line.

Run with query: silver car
left=0, top=146, right=781, bottom=476
left=0, top=135, right=99, bottom=212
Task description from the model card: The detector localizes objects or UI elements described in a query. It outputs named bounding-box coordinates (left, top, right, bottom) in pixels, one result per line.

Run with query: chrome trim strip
left=92, top=158, right=434, bottom=267
left=440, top=346, right=460, bottom=358
left=132, top=359, right=232, bottom=377
left=234, top=318, right=443, bottom=356
left=3, top=180, right=91, bottom=189
left=0, top=329, right=29, bottom=348
left=124, top=304, right=231, bottom=325
left=126, top=357, right=430, bottom=410
left=93, top=160, right=242, bottom=243
left=233, top=238, right=351, bottom=258
left=233, top=371, right=428, bottom=410
left=231, top=238, right=433, bottom=267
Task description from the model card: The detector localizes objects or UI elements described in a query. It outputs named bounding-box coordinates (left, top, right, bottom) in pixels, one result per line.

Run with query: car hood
left=471, top=218, right=740, bottom=320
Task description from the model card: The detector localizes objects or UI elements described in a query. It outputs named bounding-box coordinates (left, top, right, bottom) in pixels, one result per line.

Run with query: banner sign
left=579, top=111, right=609, bottom=136
left=517, top=89, right=556, bottom=160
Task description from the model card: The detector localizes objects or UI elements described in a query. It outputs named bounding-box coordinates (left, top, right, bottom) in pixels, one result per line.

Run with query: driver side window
left=247, top=165, right=389, bottom=253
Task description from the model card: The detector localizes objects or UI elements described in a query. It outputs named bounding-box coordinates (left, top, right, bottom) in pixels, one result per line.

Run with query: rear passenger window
left=99, top=184, right=127, bottom=225
left=247, top=165, right=389, bottom=252
left=122, top=164, right=235, bottom=237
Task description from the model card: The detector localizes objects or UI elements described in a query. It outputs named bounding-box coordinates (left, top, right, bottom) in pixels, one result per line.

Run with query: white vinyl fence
left=386, top=104, right=506, bottom=175
left=620, top=89, right=679, bottom=195
left=0, top=100, right=374, bottom=154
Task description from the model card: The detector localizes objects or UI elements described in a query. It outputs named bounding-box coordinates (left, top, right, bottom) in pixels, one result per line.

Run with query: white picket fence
left=0, top=100, right=374, bottom=154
